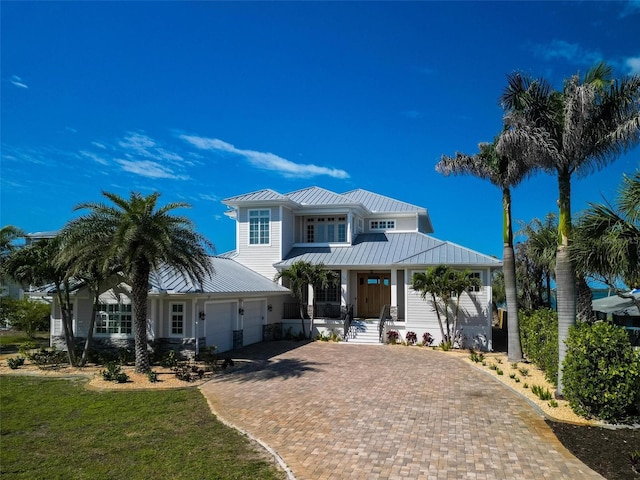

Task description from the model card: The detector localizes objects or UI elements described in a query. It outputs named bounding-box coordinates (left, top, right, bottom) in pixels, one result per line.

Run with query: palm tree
left=4, top=236, right=78, bottom=364
left=437, top=139, right=534, bottom=361
left=411, top=265, right=481, bottom=348
left=499, top=62, right=640, bottom=395
left=0, top=225, right=24, bottom=259
left=572, top=170, right=640, bottom=311
left=274, top=260, right=339, bottom=339
left=66, top=191, right=214, bottom=373
left=518, top=214, right=558, bottom=309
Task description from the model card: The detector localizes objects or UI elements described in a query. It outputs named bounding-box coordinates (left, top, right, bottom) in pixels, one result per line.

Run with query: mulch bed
left=546, top=421, right=640, bottom=480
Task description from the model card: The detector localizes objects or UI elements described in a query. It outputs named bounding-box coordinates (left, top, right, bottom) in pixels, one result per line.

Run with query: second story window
left=370, top=220, right=395, bottom=230
left=249, top=209, right=270, bottom=245
left=305, top=217, right=347, bottom=243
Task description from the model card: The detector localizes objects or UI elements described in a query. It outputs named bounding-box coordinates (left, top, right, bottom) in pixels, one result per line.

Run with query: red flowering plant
left=405, top=331, right=417, bottom=345
left=387, top=330, right=399, bottom=344
left=422, top=332, right=434, bottom=347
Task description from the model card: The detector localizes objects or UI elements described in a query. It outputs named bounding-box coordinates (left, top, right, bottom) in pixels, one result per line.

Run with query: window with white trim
left=171, top=303, right=185, bottom=335
left=249, top=209, right=270, bottom=245
left=95, top=303, right=132, bottom=335
left=315, top=271, right=341, bottom=302
left=305, top=217, right=347, bottom=242
left=370, top=219, right=395, bottom=230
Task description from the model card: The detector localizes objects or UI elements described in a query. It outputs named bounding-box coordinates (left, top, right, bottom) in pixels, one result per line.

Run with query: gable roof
left=285, top=186, right=356, bottom=206
left=222, top=189, right=291, bottom=204
left=275, top=232, right=501, bottom=268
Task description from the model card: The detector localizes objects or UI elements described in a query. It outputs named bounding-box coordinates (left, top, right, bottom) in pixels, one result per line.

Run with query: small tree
left=274, top=260, right=339, bottom=339
left=0, top=297, right=50, bottom=337
left=411, top=265, right=481, bottom=348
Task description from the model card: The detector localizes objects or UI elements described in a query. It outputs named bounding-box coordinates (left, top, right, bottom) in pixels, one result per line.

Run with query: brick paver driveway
left=200, top=342, right=602, bottom=480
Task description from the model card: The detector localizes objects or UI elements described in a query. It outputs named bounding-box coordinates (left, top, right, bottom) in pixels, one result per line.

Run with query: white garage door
left=205, top=301, right=236, bottom=353
left=243, top=300, right=266, bottom=346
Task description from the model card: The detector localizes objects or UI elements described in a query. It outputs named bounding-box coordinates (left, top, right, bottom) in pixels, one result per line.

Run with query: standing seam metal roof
left=274, top=232, right=501, bottom=268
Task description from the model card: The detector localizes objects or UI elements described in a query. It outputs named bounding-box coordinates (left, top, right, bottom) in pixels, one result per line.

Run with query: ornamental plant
left=387, top=330, right=399, bottom=344
left=562, top=321, right=640, bottom=423
left=405, top=331, right=417, bottom=345
left=422, top=332, right=434, bottom=346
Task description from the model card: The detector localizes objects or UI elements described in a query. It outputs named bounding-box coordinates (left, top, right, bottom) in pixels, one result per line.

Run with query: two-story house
left=45, top=186, right=500, bottom=356
left=222, top=186, right=501, bottom=349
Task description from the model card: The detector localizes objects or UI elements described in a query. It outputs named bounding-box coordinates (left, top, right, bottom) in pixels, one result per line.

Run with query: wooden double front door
left=357, top=273, right=391, bottom=318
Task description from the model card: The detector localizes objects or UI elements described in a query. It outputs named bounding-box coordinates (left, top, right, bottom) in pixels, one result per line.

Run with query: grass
left=0, top=376, right=285, bottom=479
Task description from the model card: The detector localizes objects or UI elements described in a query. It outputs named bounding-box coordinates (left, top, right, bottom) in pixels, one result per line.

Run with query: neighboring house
left=222, top=186, right=501, bottom=349
left=592, top=290, right=640, bottom=346
left=42, top=186, right=501, bottom=354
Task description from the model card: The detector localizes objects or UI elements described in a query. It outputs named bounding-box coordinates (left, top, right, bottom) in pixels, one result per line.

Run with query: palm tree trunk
left=80, top=293, right=99, bottom=366
left=132, top=262, right=151, bottom=373
left=503, top=188, right=523, bottom=361
left=298, top=303, right=306, bottom=338
left=504, top=244, right=523, bottom=361
left=576, top=276, right=595, bottom=322
left=431, top=293, right=447, bottom=342
left=556, top=170, right=575, bottom=397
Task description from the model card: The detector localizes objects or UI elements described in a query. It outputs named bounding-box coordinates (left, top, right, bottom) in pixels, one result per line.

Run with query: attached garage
left=242, top=299, right=266, bottom=346
left=205, top=301, right=237, bottom=353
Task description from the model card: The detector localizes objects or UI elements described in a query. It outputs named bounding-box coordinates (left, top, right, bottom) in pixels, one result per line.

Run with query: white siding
left=234, top=206, right=283, bottom=279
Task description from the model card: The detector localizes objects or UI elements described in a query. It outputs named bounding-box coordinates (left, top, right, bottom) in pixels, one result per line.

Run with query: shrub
left=387, top=330, right=399, bottom=344
left=519, top=308, right=558, bottom=385
left=422, top=332, right=434, bottom=346
left=405, top=331, right=417, bottom=345
left=27, top=347, right=67, bottom=369
left=562, top=321, right=640, bottom=423
left=100, top=362, right=129, bottom=383
left=469, top=349, right=485, bottom=363
left=147, top=371, right=159, bottom=383
left=7, top=356, right=25, bottom=369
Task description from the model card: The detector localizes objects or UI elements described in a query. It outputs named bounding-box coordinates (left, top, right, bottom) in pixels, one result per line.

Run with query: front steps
left=345, top=319, right=382, bottom=344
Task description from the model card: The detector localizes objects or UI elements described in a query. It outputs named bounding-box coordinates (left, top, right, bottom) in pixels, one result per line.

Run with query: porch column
left=306, top=285, right=314, bottom=318
left=390, top=268, right=398, bottom=321
left=340, top=269, right=348, bottom=307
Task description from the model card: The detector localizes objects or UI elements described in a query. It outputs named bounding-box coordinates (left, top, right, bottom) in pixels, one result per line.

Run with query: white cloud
left=531, top=40, right=602, bottom=66
left=10, top=75, right=28, bottom=89
left=79, top=150, right=109, bottom=166
left=116, top=159, right=189, bottom=180
left=625, top=56, right=640, bottom=74
left=180, top=134, right=350, bottom=179
left=119, top=132, right=184, bottom=163
left=199, top=194, right=219, bottom=202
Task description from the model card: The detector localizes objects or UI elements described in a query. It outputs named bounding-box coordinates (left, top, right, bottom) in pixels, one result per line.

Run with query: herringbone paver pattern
left=200, top=342, right=603, bottom=480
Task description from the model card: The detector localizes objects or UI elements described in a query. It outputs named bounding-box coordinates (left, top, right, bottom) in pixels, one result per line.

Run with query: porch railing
left=283, top=303, right=308, bottom=319
left=378, top=304, right=391, bottom=342
left=283, top=302, right=346, bottom=320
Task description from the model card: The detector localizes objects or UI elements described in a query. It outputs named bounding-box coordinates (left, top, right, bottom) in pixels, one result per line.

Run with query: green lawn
left=0, top=376, right=285, bottom=479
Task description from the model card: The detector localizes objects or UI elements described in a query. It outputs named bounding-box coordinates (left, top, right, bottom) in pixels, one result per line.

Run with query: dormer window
left=370, top=220, right=395, bottom=230
left=249, top=209, right=270, bottom=245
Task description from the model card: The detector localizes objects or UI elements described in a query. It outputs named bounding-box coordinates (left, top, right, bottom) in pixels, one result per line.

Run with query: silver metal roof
left=149, top=257, right=290, bottom=295
left=275, top=232, right=501, bottom=268
left=341, top=189, right=426, bottom=214
left=222, top=189, right=289, bottom=204
left=286, top=187, right=355, bottom=206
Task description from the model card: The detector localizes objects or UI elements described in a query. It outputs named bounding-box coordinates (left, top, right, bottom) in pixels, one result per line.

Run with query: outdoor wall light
left=238, top=308, right=244, bottom=315
left=268, top=304, right=273, bottom=312
left=199, top=311, right=206, bottom=321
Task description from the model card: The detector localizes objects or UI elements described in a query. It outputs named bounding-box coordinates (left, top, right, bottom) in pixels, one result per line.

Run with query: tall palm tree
left=274, top=260, right=339, bottom=339
left=499, top=62, right=640, bottom=395
left=66, top=191, right=214, bottom=373
left=437, top=139, right=535, bottom=361
left=0, top=225, right=24, bottom=259
left=572, top=170, right=640, bottom=310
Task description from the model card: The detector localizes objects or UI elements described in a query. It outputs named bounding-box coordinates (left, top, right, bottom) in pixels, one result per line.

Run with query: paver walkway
left=200, top=342, right=603, bottom=480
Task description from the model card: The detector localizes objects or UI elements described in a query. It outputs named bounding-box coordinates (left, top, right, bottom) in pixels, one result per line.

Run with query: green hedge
left=563, top=321, right=640, bottom=423
left=519, top=308, right=558, bottom=385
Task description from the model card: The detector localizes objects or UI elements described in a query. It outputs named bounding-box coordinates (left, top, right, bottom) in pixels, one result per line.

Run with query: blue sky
left=2, top=1, right=639, bottom=259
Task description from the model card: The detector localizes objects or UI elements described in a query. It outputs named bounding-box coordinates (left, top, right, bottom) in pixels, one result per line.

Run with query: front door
left=357, top=273, right=391, bottom=317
